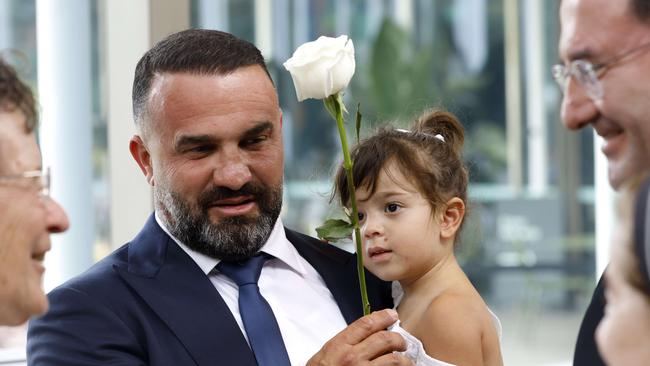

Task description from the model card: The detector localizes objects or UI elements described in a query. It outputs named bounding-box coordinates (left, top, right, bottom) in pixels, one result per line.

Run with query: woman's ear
left=440, top=197, right=465, bottom=239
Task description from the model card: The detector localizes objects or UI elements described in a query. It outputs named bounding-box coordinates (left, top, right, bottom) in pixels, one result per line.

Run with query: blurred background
left=1, top=0, right=613, bottom=365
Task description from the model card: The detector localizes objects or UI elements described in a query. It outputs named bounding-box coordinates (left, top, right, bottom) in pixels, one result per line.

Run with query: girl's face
left=596, top=239, right=650, bottom=365
left=355, top=161, right=454, bottom=285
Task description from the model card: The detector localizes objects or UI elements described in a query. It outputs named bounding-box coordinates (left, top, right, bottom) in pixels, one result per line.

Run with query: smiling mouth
left=31, top=252, right=47, bottom=274
left=601, top=132, right=626, bottom=158
left=593, top=120, right=625, bottom=154
left=32, top=253, right=45, bottom=261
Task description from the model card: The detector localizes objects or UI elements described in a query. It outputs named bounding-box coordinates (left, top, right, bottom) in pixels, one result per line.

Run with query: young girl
left=335, top=109, right=503, bottom=366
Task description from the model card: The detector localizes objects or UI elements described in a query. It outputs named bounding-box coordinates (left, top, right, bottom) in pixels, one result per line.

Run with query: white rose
left=283, top=35, right=355, bottom=101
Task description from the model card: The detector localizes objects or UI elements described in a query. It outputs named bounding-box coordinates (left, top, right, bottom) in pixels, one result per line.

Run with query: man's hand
left=307, top=309, right=414, bottom=365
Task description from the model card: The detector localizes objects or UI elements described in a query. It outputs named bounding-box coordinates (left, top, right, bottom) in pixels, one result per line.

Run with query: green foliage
left=366, top=18, right=484, bottom=126
left=315, top=218, right=353, bottom=243
left=357, top=16, right=508, bottom=185
left=466, top=124, right=508, bottom=182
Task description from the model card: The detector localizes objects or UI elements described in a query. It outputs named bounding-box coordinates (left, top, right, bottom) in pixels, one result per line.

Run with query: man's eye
left=385, top=203, right=400, bottom=213
left=188, top=145, right=213, bottom=154
left=243, top=135, right=268, bottom=146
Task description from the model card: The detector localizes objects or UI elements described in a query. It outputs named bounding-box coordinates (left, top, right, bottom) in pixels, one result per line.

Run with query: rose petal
left=283, top=35, right=355, bottom=101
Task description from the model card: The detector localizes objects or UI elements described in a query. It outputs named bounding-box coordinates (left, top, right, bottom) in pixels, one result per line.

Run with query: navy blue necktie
left=217, top=254, right=291, bottom=366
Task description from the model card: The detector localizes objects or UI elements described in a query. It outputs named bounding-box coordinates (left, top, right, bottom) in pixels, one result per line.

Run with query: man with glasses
left=0, top=58, right=69, bottom=325
left=556, top=0, right=650, bottom=364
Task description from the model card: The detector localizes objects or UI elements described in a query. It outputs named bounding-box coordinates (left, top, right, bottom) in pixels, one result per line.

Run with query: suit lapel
left=114, top=215, right=256, bottom=366
left=286, top=229, right=371, bottom=324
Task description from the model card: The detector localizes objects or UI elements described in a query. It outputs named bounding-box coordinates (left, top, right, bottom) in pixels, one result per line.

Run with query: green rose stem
left=324, top=93, right=370, bottom=316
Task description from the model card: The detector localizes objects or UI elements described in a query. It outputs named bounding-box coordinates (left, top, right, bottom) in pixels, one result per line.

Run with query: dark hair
left=132, top=28, right=272, bottom=130
left=335, top=109, right=469, bottom=230
left=0, top=57, right=37, bottom=131
left=631, top=0, right=650, bottom=23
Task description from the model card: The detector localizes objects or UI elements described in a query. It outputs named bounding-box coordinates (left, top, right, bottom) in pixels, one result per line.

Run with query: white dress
left=389, top=282, right=503, bottom=366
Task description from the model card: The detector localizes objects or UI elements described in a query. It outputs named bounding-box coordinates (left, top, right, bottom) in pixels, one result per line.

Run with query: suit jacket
left=573, top=176, right=650, bottom=365
left=572, top=274, right=606, bottom=366
left=27, top=215, right=392, bottom=365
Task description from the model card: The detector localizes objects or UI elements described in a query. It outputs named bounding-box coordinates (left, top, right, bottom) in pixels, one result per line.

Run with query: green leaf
left=315, top=218, right=353, bottom=243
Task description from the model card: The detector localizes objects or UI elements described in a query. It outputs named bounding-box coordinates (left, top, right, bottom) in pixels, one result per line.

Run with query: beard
left=155, top=180, right=283, bottom=262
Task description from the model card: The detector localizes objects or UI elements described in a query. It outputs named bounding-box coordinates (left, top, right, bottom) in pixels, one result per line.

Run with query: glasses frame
left=552, top=40, right=650, bottom=101
left=0, top=167, right=51, bottom=198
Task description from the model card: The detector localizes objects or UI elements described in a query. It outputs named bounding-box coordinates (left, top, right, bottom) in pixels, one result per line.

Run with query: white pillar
left=102, top=0, right=153, bottom=249
left=594, top=135, right=615, bottom=278
left=36, top=0, right=94, bottom=291
left=197, top=0, right=229, bottom=31
left=503, top=0, right=523, bottom=193
left=524, top=0, right=548, bottom=196
left=393, top=0, right=413, bottom=34
left=149, top=0, right=190, bottom=45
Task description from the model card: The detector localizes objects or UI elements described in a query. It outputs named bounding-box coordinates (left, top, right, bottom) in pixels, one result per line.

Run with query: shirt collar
left=154, top=212, right=308, bottom=276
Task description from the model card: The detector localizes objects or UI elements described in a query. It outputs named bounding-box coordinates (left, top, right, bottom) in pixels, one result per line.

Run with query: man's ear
left=440, top=197, right=465, bottom=240
left=129, top=135, right=155, bottom=186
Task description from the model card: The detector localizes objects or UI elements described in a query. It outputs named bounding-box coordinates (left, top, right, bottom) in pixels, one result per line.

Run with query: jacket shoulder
left=284, top=227, right=353, bottom=263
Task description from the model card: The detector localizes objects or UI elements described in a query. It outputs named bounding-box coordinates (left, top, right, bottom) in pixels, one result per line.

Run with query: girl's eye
left=357, top=212, right=365, bottom=221
left=385, top=203, right=400, bottom=213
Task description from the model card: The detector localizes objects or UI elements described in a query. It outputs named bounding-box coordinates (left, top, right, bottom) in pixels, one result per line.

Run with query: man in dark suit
left=27, top=29, right=412, bottom=365
left=555, top=0, right=650, bottom=364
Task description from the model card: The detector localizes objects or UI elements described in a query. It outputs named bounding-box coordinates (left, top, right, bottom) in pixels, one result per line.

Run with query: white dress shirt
left=155, top=213, right=348, bottom=366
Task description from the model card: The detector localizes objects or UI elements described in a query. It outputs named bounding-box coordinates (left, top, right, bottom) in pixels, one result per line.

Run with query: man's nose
left=46, top=198, right=70, bottom=234
left=560, top=77, right=598, bottom=131
left=213, top=150, right=253, bottom=191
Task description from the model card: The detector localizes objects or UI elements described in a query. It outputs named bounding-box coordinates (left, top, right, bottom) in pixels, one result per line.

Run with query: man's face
left=131, top=66, right=284, bottom=261
left=559, top=0, right=650, bottom=188
left=0, top=110, right=69, bottom=325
